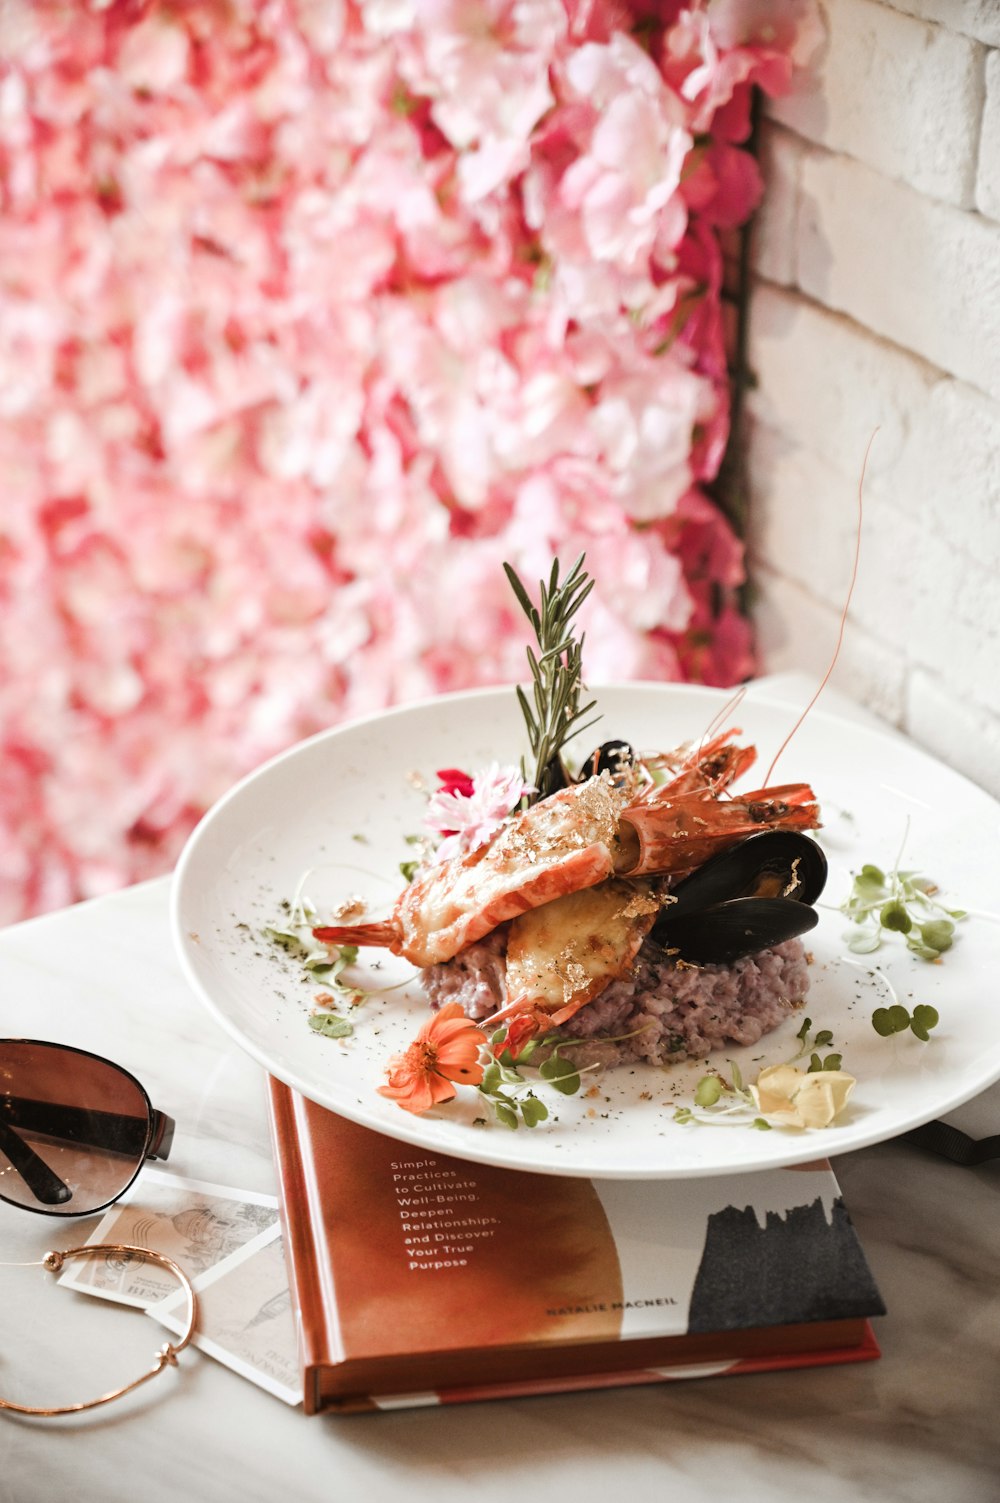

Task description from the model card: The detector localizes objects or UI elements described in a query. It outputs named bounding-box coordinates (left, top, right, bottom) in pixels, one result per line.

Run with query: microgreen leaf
left=263, top=924, right=303, bottom=948
left=919, top=920, right=954, bottom=951
left=539, top=1053, right=582, bottom=1095
left=520, top=1095, right=549, bottom=1128
left=848, top=930, right=883, bottom=954
left=906, top=940, right=943, bottom=961
left=871, top=1004, right=911, bottom=1037
left=494, top=1101, right=519, bottom=1130
left=694, top=1075, right=723, bottom=1107
left=308, top=1014, right=354, bottom=1039
left=910, top=1004, right=940, bottom=1041
left=480, top=1062, right=502, bottom=1095
left=880, top=901, right=912, bottom=934
left=841, top=844, right=965, bottom=962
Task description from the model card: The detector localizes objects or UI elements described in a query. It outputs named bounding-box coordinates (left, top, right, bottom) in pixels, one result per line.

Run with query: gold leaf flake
left=330, top=894, right=367, bottom=921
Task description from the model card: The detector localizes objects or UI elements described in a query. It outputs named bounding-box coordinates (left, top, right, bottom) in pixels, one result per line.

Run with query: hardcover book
left=267, top=1080, right=884, bottom=1414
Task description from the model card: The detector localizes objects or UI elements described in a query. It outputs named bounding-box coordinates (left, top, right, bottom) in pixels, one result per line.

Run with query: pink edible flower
left=425, top=762, right=534, bottom=860
left=434, top=768, right=477, bottom=800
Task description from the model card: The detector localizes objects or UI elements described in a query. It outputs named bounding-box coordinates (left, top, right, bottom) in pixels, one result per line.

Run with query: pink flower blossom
left=425, top=762, right=534, bottom=860
left=0, top=0, right=817, bottom=924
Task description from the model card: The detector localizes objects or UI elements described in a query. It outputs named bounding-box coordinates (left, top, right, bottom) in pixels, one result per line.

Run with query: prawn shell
left=616, top=785, right=820, bottom=878
left=505, top=878, right=659, bottom=1020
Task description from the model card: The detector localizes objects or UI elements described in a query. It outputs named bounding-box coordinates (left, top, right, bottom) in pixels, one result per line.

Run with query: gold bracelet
left=0, top=1242, right=198, bottom=1417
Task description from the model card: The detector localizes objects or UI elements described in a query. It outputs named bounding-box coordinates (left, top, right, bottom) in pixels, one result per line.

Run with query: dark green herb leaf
left=480, top=1063, right=502, bottom=1095
left=919, top=920, right=954, bottom=952
left=520, top=1095, right=549, bottom=1128
left=910, top=1004, right=940, bottom=1041
left=880, top=901, right=912, bottom=934
left=494, top=1102, right=519, bottom=1130
left=539, top=1053, right=572, bottom=1080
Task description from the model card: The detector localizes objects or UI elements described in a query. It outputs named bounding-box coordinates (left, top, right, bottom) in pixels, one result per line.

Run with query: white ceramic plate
left=171, top=683, right=1000, bottom=1179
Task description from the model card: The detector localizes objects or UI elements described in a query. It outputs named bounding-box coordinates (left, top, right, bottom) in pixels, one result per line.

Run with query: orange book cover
left=267, top=1080, right=884, bottom=1414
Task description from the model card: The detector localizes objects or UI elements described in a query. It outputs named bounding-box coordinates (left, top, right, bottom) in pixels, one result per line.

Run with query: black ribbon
left=902, top=1120, right=1000, bottom=1166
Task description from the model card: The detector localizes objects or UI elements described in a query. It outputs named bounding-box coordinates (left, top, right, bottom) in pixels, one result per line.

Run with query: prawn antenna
left=699, top=682, right=747, bottom=753
left=762, top=427, right=876, bottom=789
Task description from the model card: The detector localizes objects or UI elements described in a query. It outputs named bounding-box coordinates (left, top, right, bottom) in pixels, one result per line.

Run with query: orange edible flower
left=378, top=1003, right=487, bottom=1115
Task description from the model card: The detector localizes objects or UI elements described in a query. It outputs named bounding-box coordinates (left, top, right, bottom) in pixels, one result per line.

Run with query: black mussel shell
left=649, top=830, right=827, bottom=965
left=538, top=756, right=572, bottom=798
left=577, top=740, right=636, bottom=783
left=663, top=830, right=827, bottom=917
left=656, top=896, right=819, bottom=966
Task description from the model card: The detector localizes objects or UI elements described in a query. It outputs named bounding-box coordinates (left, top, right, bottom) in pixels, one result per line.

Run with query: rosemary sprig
left=503, top=555, right=600, bottom=801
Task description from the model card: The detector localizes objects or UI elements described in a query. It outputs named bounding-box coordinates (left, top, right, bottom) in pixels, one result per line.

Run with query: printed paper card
left=148, top=1224, right=303, bottom=1406
left=56, top=1168, right=280, bottom=1309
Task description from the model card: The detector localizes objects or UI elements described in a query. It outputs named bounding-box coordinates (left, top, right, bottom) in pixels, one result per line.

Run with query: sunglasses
left=0, top=1040, right=174, bottom=1217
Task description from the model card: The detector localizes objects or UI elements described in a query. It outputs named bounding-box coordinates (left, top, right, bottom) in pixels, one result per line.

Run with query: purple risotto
left=422, top=929, right=810, bottom=1070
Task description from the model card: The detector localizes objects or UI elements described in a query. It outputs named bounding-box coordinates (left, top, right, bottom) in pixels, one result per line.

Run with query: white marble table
left=2, top=678, right=1000, bottom=1502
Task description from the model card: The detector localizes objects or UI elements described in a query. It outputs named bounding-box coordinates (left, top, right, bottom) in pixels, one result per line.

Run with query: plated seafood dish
left=302, top=558, right=851, bottom=1128
left=172, top=595, right=1000, bottom=1176
left=317, top=736, right=827, bottom=1076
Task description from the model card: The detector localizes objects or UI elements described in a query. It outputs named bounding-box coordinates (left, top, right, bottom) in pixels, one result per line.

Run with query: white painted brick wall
left=977, top=51, right=1000, bottom=218
left=885, top=1, right=1000, bottom=48
left=749, top=0, right=1000, bottom=796
left=797, top=149, right=1000, bottom=402
left=769, top=0, right=986, bottom=207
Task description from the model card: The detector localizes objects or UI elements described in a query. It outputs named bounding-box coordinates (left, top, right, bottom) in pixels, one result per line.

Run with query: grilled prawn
left=314, top=739, right=819, bottom=969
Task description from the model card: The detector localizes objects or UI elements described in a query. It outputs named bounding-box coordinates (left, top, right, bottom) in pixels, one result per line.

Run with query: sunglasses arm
left=148, top=1111, right=175, bottom=1161
left=4, top=1097, right=174, bottom=1161
left=0, top=1117, right=73, bottom=1207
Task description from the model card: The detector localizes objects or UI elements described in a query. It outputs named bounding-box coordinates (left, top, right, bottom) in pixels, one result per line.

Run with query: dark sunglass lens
left=0, top=1043, right=151, bottom=1215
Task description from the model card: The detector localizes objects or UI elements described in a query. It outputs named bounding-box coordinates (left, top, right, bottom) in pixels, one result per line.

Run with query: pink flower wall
left=0, top=0, right=816, bottom=925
